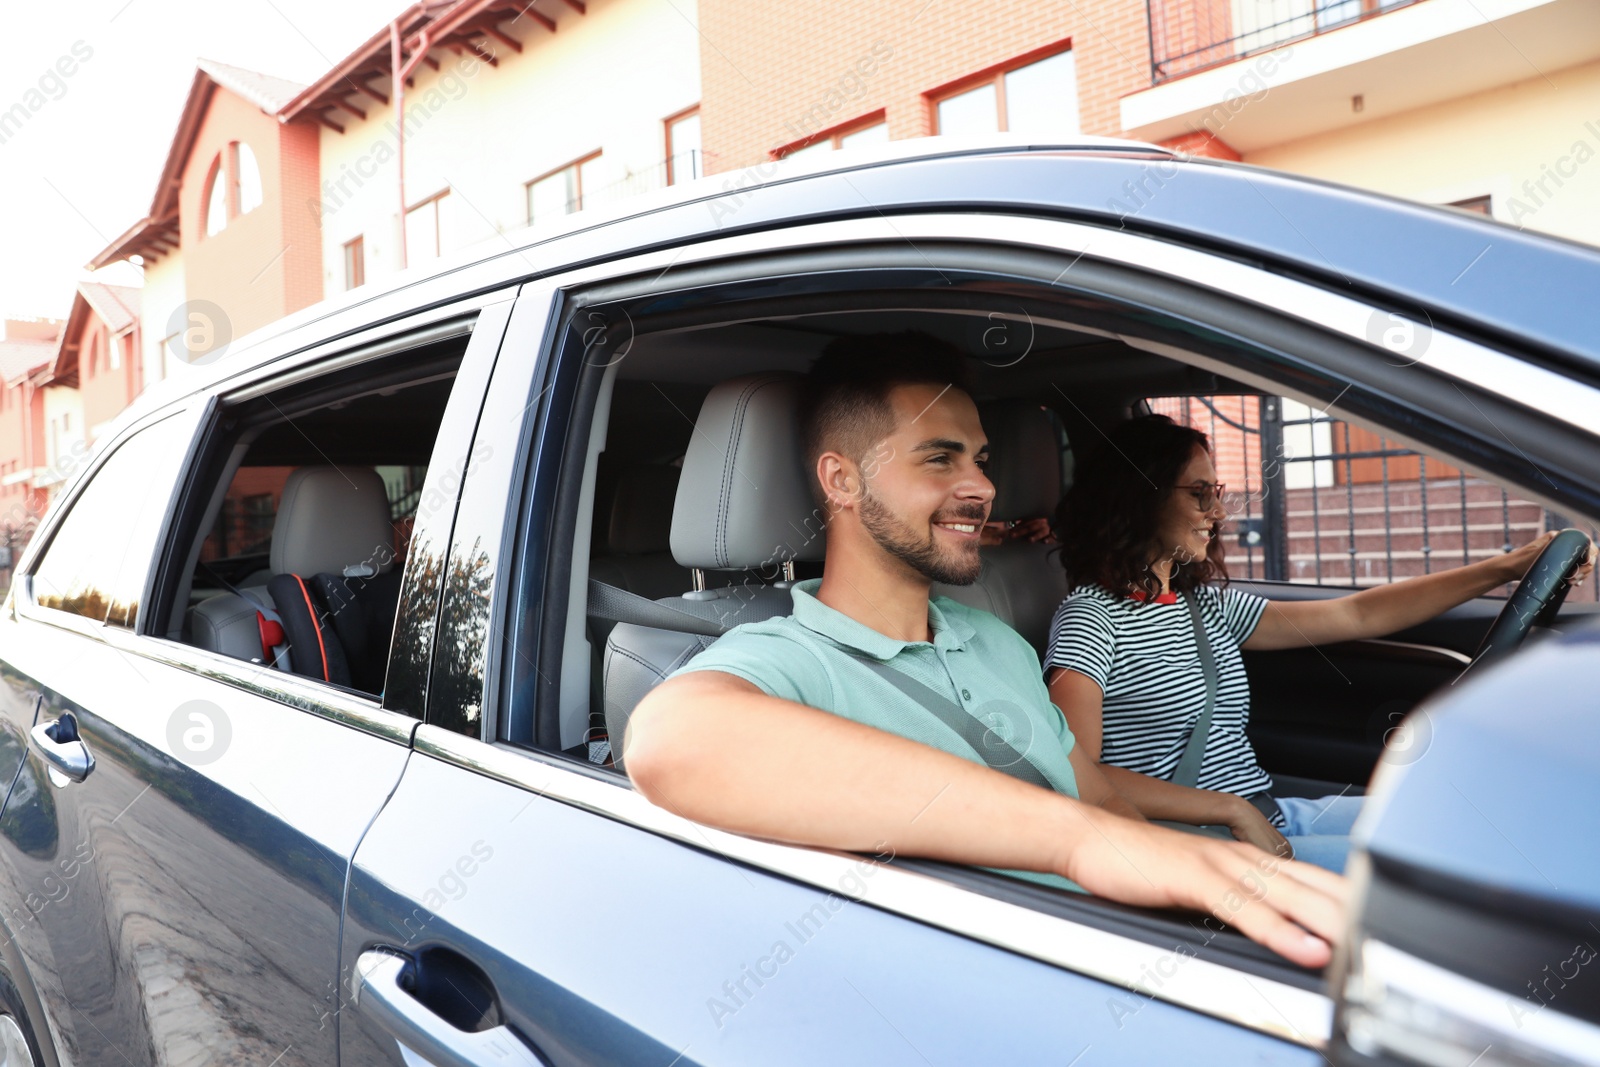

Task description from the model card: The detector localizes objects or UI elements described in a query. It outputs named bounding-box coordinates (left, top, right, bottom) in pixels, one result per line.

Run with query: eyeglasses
left=1177, top=482, right=1226, bottom=510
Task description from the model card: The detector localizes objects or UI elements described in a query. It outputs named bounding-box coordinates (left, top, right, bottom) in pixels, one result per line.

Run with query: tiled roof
left=76, top=282, right=140, bottom=334
left=0, top=339, right=58, bottom=385
left=196, top=59, right=307, bottom=115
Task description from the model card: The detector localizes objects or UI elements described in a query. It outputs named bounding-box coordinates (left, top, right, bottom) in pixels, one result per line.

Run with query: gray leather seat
left=590, top=466, right=690, bottom=600
left=933, top=399, right=1069, bottom=660
left=188, top=585, right=277, bottom=662
left=188, top=466, right=397, bottom=679
left=602, top=373, right=823, bottom=769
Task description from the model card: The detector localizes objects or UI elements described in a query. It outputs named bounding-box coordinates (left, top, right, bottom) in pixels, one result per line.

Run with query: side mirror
left=1328, top=626, right=1600, bottom=1066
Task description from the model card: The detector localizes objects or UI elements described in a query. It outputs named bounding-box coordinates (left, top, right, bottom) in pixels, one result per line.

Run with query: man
left=624, top=331, right=1345, bottom=967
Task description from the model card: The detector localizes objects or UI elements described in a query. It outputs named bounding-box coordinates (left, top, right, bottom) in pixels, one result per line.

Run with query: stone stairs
left=1227, top=478, right=1597, bottom=589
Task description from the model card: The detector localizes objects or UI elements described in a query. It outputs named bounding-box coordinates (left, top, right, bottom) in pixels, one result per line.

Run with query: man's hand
left=1224, top=797, right=1293, bottom=859
left=1056, top=807, right=1345, bottom=969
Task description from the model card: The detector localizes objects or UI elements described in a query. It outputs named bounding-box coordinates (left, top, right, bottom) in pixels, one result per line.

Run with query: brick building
left=0, top=320, right=63, bottom=561
left=7, top=0, right=1593, bottom=590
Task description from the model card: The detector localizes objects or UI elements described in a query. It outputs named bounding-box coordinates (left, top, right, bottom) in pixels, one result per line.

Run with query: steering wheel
left=1469, top=528, right=1592, bottom=671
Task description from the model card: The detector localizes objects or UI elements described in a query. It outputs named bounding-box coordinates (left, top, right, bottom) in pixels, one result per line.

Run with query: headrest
left=979, top=400, right=1063, bottom=522
left=670, top=373, right=825, bottom=570
left=271, top=466, right=396, bottom=578
left=607, top=465, right=680, bottom=555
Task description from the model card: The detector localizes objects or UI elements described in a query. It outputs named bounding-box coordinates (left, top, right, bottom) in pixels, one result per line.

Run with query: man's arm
left=625, top=670, right=1346, bottom=967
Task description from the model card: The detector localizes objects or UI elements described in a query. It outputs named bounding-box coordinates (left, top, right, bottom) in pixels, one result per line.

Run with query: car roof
left=137, top=137, right=1600, bottom=428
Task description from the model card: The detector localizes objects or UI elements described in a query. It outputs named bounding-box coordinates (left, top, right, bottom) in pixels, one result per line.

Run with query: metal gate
left=1148, top=394, right=1600, bottom=599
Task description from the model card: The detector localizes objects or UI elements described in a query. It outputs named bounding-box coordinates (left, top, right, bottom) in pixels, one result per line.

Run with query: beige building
left=1122, top=0, right=1600, bottom=245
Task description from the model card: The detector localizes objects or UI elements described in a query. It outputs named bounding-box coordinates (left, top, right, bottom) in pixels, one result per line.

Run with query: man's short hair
left=798, top=329, right=975, bottom=493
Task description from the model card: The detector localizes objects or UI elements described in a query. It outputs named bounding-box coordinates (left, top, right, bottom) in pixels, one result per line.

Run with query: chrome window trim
left=13, top=577, right=113, bottom=644
left=14, top=559, right=415, bottom=746
left=220, top=316, right=478, bottom=404
left=525, top=212, right=1600, bottom=443
left=111, top=630, right=417, bottom=745
left=414, top=724, right=1333, bottom=1048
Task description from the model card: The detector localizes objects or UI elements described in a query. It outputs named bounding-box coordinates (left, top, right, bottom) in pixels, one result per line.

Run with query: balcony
left=1125, top=0, right=1600, bottom=152
left=1149, top=0, right=1423, bottom=82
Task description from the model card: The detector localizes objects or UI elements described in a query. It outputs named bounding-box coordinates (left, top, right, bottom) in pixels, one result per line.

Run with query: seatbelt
left=1171, top=591, right=1218, bottom=790
left=844, top=655, right=1057, bottom=792
left=198, top=562, right=290, bottom=669
left=586, top=579, right=1059, bottom=792
left=1171, top=590, right=1281, bottom=824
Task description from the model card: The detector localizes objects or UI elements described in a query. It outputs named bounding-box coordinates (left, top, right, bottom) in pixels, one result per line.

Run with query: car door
left=0, top=299, right=511, bottom=1066
left=336, top=273, right=1328, bottom=1067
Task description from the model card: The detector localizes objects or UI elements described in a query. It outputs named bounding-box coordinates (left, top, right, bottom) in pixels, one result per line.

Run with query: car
left=0, top=136, right=1595, bottom=1067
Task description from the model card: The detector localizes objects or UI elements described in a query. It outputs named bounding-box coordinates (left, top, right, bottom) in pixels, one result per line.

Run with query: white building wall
left=39, top=385, right=86, bottom=488
left=313, top=0, right=701, bottom=294
left=135, top=254, right=189, bottom=389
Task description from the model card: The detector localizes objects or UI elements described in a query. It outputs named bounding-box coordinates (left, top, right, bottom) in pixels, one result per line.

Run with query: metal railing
left=1149, top=395, right=1600, bottom=600
left=559, top=150, right=704, bottom=217
left=1147, top=0, right=1423, bottom=82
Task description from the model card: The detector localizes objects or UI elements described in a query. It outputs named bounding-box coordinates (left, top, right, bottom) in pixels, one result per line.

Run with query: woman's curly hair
left=1053, top=414, right=1229, bottom=601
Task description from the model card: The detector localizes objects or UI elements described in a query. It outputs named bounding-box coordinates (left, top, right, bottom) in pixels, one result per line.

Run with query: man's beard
left=859, top=489, right=985, bottom=585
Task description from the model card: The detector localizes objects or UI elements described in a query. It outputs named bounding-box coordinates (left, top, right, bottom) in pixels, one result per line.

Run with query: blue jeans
left=1276, top=794, right=1364, bottom=873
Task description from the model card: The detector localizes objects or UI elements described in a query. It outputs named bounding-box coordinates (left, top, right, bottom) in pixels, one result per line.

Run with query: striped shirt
left=1044, top=583, right=1280, bottom=820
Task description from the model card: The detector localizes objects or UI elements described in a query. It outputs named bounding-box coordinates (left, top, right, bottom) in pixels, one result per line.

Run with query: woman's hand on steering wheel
left=1495, top=529, right=1597, bottom=588
left=1470, top=528, right=1596, bottom=671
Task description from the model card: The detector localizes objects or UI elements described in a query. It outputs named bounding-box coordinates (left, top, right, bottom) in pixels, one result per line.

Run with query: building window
left=526, top=152, right=602, bottom=225
left=236, top=142, right=263, bottom=216
left=931, top=42, right=1079, bottom=138
left=404, top=191, right=449, bottom=264
left=773, top=110, right=889, bottom=160
left=666, top=107, right=701, bottom=185
left=343, top=236, right=366, bottom=290
left=202, top=141, right=263, bottom=236
left=107, top=330, right=121, bottom=371
left=204, top=154, right=228, bottom=236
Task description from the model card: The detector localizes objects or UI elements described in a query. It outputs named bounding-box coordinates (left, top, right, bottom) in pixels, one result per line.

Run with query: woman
left=1044, top=415, right=1593, bottom=872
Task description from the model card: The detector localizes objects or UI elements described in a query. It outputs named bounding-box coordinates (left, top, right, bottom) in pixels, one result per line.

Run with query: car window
left=30, top=414, right=194, bottom=627
left=1144, top=393, right=1600, bottom=600
left=162, top=333, right=467, bottom=699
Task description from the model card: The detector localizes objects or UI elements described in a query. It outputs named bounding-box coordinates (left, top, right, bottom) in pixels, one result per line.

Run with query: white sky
left=0, top=0, right=402, bottom=324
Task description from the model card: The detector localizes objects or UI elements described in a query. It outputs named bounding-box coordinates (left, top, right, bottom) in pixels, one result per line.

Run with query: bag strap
left=845, top=655, right=1056, bottom=792
left=1171, top=590, right=1220, bottom=789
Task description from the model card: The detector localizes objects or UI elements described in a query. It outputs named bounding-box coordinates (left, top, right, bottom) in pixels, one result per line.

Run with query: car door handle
left=353, top=949, right=549, bottom=1067
left=30, top=714, right=94, bottom=784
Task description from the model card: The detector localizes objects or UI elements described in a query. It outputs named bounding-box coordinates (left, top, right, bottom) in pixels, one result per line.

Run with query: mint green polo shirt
left=669, top=578, right=1080, bottom=797
left=670, top=579, right=1083, bottom=892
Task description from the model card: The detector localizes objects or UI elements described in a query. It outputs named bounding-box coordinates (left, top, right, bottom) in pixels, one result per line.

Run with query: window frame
left=203, top=152, right=228, bottom=237
left=926, top=39, right=1077, bottom=136
left=770, top=108, right=888, bottom=160
left=11, top=293, right=516, bottom=749
left=404, top=189, right=450, bottom=263
left=343, top=235, right=366, bottom=290
left=664, top=105, right=701, bottom=186
left=525, top=150, right=602, bottom=225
